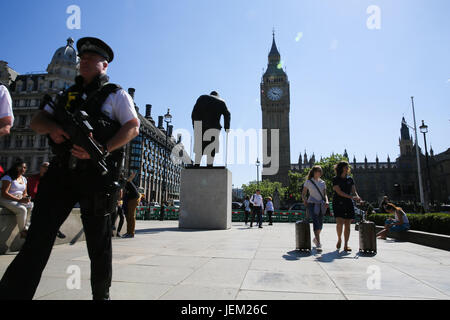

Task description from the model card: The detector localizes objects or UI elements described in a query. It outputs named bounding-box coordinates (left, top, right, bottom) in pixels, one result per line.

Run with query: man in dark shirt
left=122, top=172, right=140, bottom=238
left=191, top=91, right=231, bottom=167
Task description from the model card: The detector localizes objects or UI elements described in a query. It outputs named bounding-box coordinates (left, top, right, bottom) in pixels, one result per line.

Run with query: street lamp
left=256, top=158, right=261, bottom=186
left=161, top=108, right=172, bottom=220
left=420, top=120, right=433, bottom=208
left=403, top=97, right=426, bottom=212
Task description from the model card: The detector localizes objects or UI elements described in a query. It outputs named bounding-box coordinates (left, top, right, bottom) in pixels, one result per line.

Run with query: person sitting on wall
left=377, top=203, right=410, bottom=240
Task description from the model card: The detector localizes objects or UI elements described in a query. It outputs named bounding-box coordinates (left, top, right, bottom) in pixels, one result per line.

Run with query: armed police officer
left=0, top=37, right=140, bottom=300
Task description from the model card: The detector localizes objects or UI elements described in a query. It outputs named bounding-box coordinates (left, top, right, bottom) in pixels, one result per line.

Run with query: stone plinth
left=179, top=167, right=232, bottom=230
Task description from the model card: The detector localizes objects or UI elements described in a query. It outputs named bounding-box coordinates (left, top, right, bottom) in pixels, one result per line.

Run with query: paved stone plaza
left=0, top=221, right=449, bottom=300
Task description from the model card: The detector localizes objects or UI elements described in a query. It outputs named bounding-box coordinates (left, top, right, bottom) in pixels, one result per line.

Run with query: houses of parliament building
left=260, top=34, right=449, bottom=205
left=292, top=118, right=450, bottom=205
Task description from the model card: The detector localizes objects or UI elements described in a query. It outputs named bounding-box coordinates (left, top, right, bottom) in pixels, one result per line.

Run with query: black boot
left=93, top=292, right=110, bottom=300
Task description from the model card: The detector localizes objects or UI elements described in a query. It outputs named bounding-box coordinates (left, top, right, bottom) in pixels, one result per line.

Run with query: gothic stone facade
left=292, top=118, right=450, bottom=205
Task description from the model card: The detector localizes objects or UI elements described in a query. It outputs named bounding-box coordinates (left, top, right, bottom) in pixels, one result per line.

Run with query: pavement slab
left=0, top=221, right=448, bottom=300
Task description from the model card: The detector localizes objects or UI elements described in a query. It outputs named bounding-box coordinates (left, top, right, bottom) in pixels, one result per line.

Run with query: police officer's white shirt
left=251, top=194, right=264, bottom=209
left=43, top=88, right=140, bottom=126
left=0, top=85, right=14, bottom=126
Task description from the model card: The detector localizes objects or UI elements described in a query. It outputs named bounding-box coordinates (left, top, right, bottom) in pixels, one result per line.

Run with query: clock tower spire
left=260, top=32, right=291, bottom=186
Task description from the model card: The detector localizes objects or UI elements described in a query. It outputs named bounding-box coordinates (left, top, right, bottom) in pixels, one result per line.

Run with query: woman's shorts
left=386, top=219, right=410, bottom=232
left=307, top=203, right=324, bottom=231
left=332, top=199, right=355, bottom=220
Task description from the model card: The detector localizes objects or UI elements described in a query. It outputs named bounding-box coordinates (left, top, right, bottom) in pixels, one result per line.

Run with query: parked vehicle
left=232, top=202, right=243, bottom=210
left=288, top=203, right=306, bottom=211
left=173, top=200, right=180, bottom=209
left=149, top=202, right=161, bottom=208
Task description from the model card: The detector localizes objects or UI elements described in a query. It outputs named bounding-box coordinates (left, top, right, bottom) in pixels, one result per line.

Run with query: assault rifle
left=44, top=94, right=109, bottom=175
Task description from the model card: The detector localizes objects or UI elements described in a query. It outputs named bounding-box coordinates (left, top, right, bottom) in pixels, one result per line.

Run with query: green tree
left=242, top=180, right=287, bottom=200
left=289, top=154, right=350, bottom=201
left=287, top=171, right=304, bottom=201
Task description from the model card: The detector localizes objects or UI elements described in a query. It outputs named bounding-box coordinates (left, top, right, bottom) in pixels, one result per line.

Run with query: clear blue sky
left=1, top=0, right=449, bottom=188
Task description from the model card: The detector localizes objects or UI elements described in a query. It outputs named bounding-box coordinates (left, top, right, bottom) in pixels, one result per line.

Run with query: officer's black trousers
left=0, top=164, right=112, bottom=300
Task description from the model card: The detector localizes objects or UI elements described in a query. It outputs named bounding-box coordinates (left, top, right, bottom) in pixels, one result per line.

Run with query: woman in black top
left=332, top=161, right=362, bottom=252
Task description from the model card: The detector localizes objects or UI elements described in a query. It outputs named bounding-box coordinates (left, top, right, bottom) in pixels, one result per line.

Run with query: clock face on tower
left=267, top=87, right=283, bottom=101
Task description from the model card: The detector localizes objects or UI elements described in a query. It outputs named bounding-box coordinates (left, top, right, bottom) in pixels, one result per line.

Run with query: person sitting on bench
left=377, top=203, right=410, bottom=240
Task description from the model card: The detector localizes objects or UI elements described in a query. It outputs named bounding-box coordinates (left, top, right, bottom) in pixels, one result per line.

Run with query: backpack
left=250, top=194, right=259, bottom=209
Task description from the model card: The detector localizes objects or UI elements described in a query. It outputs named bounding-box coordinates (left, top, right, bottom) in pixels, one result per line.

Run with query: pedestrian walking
left=122, top=172, right=140, bottom=239
left=250, top=189, right=264, bottom=229
left=243, top=196, right=251, bottom=225
left=302, top=165, right=329, bottom=252
left=111, top=188, right=125, bottom=238
left=266, top=197, right=274, bottom=226
left=332, top=161, right=362, bottom=252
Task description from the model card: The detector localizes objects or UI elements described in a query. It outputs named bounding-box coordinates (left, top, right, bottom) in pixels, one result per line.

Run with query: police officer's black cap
left=77, top=37, right=114, bottom=63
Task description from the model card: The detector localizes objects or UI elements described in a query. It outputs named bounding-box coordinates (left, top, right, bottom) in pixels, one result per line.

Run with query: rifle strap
left=83, top=82, right=122, bottom=118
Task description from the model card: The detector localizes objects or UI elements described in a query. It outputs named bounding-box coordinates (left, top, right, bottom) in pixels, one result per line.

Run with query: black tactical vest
left=47, top=74, right=125, bottom=189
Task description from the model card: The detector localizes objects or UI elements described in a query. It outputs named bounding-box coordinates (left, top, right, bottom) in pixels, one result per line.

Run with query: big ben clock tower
left=260, top=32, right=291, bottom=186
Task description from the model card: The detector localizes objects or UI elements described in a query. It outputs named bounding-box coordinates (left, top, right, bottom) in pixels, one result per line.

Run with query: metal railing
left=134, top=206, right=359, bottom=224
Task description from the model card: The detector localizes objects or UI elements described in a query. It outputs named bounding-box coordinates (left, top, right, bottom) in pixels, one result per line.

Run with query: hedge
left=367, top=213, right=450, bottom=236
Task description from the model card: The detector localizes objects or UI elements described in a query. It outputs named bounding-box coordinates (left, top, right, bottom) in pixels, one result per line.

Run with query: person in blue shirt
left=266, top=197, right=274, bottom=226
left=243, top=196, right=251, bottom=226
left=377, top=203, right=410, bottom=239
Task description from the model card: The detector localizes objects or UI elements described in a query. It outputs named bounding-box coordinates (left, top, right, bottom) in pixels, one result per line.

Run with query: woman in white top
left=0, top=158, right=33, bottom=238
left=302, top=166, right=329, bottom=252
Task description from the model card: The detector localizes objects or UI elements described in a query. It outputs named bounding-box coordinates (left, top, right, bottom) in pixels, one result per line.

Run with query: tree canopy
left=287, top=154, right=350, bottom=201
left=242, top=180, right=287, bottom=200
